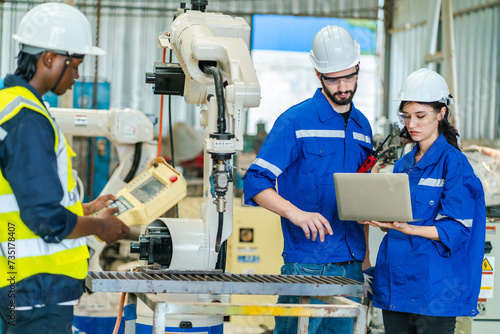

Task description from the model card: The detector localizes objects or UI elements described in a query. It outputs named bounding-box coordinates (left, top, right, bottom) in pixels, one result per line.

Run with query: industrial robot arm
left=51, top=107, right=157, bottom=195
left=51, top=107, right=157, bottom=270
left=145, top=4, right=260, bottom=269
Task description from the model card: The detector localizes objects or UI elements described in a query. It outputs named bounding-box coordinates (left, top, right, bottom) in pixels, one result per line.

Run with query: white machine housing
left=155, top=10, right=260, bottom=270
left=51, top=107, right=157, bottom=196
left=51, top=107, right=157, bottom=271
left=169, top=10, right=260, bottom=151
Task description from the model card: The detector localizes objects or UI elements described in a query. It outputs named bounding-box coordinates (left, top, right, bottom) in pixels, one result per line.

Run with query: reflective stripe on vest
left=0, top=194, right=19, bottom=213
left=0, top=236, right=87, bottom=259
left=0, top=86, right=87, bottom=288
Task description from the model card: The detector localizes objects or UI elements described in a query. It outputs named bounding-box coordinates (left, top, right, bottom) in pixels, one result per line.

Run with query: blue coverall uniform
left=244, top=88, right=373, bottom=334
left=244, top=88, right=373, bottom=264
left=372, top=134, right=486, bottom=317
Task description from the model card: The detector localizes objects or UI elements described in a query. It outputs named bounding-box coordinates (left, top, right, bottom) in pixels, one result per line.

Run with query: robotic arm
left=144, top=5, right=260, bottom=269
left=147, top=10, right=260, bottom=147
left=51, top=107, right=156, bottom=196
left=51, top=107, right=157, bottom=271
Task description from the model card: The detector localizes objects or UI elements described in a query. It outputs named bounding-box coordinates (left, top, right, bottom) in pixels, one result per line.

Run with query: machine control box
left=93, top=157, right=187, bottom=226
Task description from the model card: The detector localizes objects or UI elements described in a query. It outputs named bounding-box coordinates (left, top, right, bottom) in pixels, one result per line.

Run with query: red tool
left=357, top=135, right=391, bottom=173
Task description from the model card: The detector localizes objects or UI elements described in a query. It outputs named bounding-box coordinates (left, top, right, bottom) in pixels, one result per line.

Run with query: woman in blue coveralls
left=361, top=68, right=486, bottom=334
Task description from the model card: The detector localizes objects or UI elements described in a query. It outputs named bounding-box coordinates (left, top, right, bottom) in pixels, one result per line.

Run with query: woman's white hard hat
left=12, top=2, right=105, bottom=56
left=395, top=68, right=453, bottom=106
left=309, top=25, right=360, bottom=74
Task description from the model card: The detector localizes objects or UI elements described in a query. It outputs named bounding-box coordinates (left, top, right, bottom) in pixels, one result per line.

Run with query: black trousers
left=382, top=309, right=456, bottom=334
left=0, top=305, right=74, bottom=334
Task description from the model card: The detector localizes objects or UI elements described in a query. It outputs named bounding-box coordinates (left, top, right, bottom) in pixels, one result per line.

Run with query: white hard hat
left=395, top=68, right=453, bottom=106
left=12, top=2, right=105, bottom=56
left=309, top=25, right=360, bottom=74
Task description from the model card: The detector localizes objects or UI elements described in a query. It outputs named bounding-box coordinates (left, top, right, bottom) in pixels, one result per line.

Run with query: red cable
left=112, top=292, right=127, bottom=334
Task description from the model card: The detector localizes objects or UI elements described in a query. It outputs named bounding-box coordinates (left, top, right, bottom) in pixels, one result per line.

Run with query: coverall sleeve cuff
left=243, top=172, right=277, bottom=206
left=434, top=219, right=469, bottom=256
left=41, top=211, right=78, bottom=243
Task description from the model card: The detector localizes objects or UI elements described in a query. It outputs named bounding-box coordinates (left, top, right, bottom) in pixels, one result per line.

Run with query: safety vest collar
left=0, top=86, right=48, bottom=119
left=0, top=86, right=57, bottom=151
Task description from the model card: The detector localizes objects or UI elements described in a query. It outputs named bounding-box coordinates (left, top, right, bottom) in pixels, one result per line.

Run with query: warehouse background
left=1, top=0, right=498, bottom=142
left=0, top=1, right=499, bottom=333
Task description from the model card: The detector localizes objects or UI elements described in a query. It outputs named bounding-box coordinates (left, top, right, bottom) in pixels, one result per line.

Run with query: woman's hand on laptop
left=361, top=220, right=440, bottom=241
left=358, top=220, right=410, bottom=233
left=359, top=220, right=408, bottom=233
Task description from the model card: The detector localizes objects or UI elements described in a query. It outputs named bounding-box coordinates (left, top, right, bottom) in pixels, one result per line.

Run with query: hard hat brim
left=90, top=46, right=106, bottom=56
left=14, top=33, right=106, bottom=56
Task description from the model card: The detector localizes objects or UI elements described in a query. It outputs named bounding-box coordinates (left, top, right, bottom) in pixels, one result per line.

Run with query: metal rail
left=86, top=271, right=365, bottom=297
left=86, top=271, right=368, bottom=334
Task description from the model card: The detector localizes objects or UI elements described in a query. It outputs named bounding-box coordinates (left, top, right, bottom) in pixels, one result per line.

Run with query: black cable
left=215, top=240, right=227, bottom=272
left=124, top=142, right=142, bottom=183
left=202, top=65, right=226, bottom=135
left=215, top=211, right=224, bottom=254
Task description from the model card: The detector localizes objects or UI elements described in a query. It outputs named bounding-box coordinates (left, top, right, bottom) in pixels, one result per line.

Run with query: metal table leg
left=153, top=302, right=167, bottom=334
left=298, top=296, right=311, bottom=334
left=135, top=293, right=367, bottom=334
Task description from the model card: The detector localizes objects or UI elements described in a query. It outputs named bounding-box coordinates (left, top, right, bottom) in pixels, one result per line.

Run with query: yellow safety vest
left=0, top=86, right=88, bottom=288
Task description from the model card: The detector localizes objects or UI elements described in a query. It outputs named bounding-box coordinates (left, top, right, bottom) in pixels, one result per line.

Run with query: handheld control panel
left=93, top=157, right=187, bottom=226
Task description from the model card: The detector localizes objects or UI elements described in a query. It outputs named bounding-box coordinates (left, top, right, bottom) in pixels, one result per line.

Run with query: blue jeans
left=273, top=261, right=363, bottom=334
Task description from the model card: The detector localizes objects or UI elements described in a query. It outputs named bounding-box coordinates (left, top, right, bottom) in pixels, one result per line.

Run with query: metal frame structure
left=86, top=271, right=368, bottom=334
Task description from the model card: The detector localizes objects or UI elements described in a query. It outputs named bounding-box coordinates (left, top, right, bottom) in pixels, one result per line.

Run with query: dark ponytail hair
left=14, top=51, right=41, bottom=83
left=399, top=101, right=460, bottom=150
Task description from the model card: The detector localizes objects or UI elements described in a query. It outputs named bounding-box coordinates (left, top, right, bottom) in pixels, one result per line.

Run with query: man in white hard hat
left=0, top=3, right=129, bottom=333
left=244, top=25, right=373, bottom=333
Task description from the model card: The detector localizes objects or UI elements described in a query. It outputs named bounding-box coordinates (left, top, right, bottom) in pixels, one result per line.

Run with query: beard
left=321, top=80, right=358, bottom=106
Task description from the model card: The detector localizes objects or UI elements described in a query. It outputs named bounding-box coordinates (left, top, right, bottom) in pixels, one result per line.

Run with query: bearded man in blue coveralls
left=244, top=25, right=373, bottom=334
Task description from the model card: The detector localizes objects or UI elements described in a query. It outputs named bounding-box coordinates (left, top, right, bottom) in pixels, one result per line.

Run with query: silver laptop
left=334, top=173, right=419, bottom=222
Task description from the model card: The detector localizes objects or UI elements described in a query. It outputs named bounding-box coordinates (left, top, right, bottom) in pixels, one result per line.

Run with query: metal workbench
left=86, top=271, right=367, bottom=334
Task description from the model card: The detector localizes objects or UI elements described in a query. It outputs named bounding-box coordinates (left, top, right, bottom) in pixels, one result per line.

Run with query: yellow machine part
left=177, top=197, right=284, bottom=329
left=226, top=200, right=283, bottom=329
